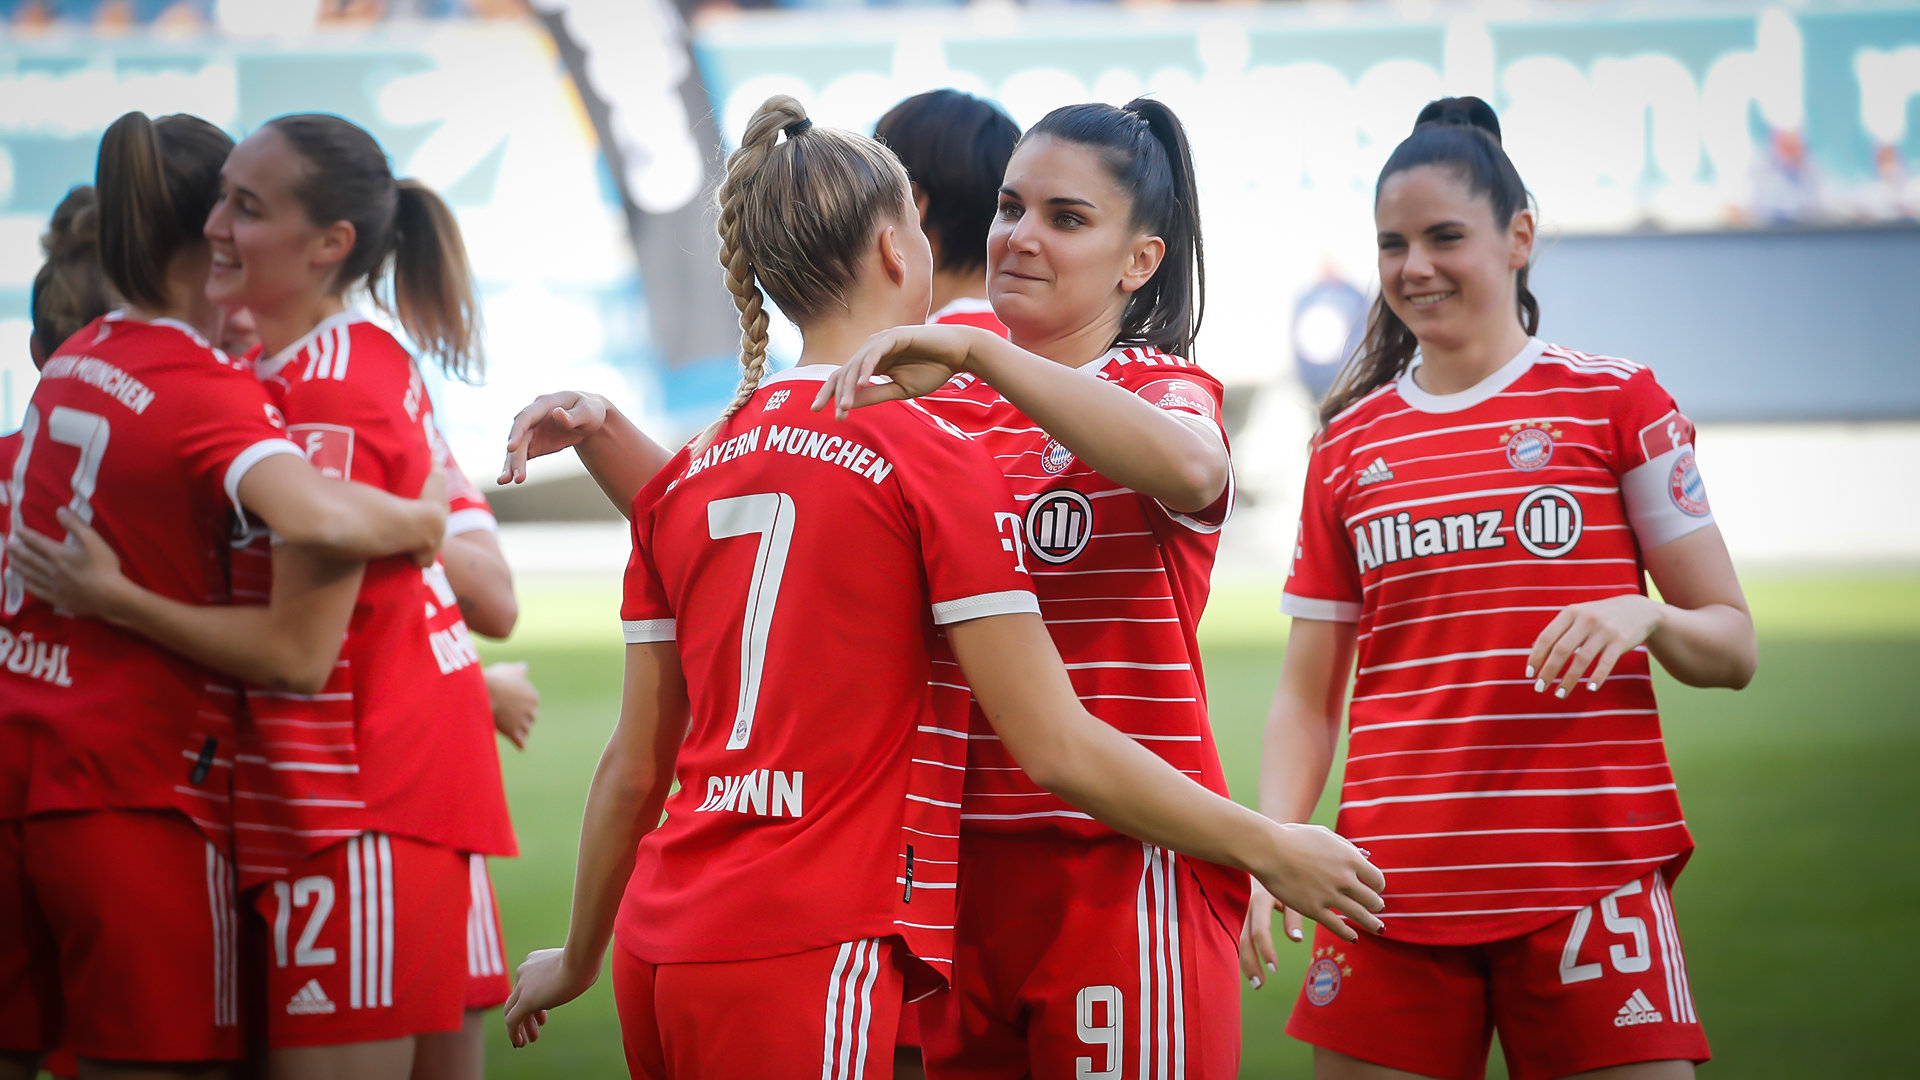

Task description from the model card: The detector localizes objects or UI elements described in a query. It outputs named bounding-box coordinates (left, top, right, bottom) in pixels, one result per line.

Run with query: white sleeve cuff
left=1280, top=593, right=1362, bottom=623
left=931, top=589, right=1041, bottom=625
left=223, top=438, right=307, bottom=519
left=1158, top=463, right=1234, bottom=536
left=445, top=507, right=499, bottom=538
left=623, top=618, right=676, bottom=643
left=1621, top=445, right=1714, bottom=550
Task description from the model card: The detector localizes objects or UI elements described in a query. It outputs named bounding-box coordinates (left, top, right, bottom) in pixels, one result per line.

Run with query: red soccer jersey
left=930, top=297, right=1009, bottom=337
left=435, top=440, right=496, bottom=539
left=616, top=366, right=1038, bottom=994
left=228, top=312, right=514, bottom=883
left=0, top=314, right=303, bottom=844
left=1283, top=338, right=1716, bottom=945
left=920, top=346, right=1235, bottom=839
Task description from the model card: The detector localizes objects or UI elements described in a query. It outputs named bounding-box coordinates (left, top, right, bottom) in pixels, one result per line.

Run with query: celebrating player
left=1241, top=97, right=1755, bottom=1080
left=499, top=95, right=1382, bottom=1079
left=0, top=112, right=449, bottom=1080
left=874, top=89, right=1020, bottom=338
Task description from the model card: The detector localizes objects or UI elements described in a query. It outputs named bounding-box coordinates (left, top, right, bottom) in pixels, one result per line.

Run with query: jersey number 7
left=707, top=493, right=796, bottom=751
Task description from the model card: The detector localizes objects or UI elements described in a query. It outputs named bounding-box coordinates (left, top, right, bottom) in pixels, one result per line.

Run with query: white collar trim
left=1396, top=337, right=1546, bottom=414
left=928, top=296, right=996, bottom=322
left=256, top=308, right=368, bottom=380
left=104, top=308, right=212, bottom=350
left=758, top=365, right=835, bottom=386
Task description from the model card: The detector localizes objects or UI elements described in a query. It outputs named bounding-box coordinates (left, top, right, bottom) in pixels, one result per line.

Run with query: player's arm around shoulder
left=504, top=640, right=690, bottom=1046
left=1529, top=368, right=1756, bottom=696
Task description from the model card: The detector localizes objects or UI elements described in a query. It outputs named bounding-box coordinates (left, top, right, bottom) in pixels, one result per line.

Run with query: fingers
left=1282, top=904, right=1305, bottom=944
left=1583, top=640, right=1630, bottom=692
left=1343, top=880, right=1386, bottom=915
left=1237, top=922, right=1262, bottom=983
left=1306, top=905, right=1361, bottom=943
left=1526, top=607, right=1576, bottom=685
left=1354, top=856, right=1387, bottom=894
left=838, top=380, right=910, bottom=419
left=1331, top=894, right=1386, bottom=937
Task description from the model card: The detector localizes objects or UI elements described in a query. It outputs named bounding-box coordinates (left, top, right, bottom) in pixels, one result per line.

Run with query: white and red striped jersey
left=228, top=312, right=514, bottom=884
left=930, top=296, right=1008, bottom=337
left=920, top=345, right=1235, bottom=841
left=0, top=314, right=302, bottom=846
left=616, top=366, right=1037, bottom=996
left=1283, top=338, right=1716, bottom=945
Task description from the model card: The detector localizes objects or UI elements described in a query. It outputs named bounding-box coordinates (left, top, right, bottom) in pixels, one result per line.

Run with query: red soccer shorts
left=251, top=831, right=468, bottom=1047
left=896, top=996, right=922, bottom=1052
left=1287, top=869, right=1710, bottom=1080
left=921, top=832, right=1243, bottom=1080
left=0, top=810, right=240, bottom=1062
left=613, top=936, right=904, bottom=1079
left=464, top=853, right=510, bottom=1010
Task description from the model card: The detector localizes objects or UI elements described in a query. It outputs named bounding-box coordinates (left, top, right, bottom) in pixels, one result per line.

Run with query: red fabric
left=464, top=853, right=510, bottom=1009
left=919, top=346, right=1234, bottom=843
left=613, top=936, right=904, bottom=1080
left=1284, top=340, right=1705, bottom=944
left=895, top=998, right=921, bottom=1051
left=251, top=830, right=468, bottom=1047
left=0, top=315, right=298, bottom=845
left=617, top=366, right=1035, bottom=995
left=929, top=299, right=1009, bottom=338
left=7, top=810, right=241, bottom=1062
left=1287, top=868, right=1709, bottom=1080
left=228, top=312, right=514, bottom=885
left=920, top=831, right=1242, bottom=1080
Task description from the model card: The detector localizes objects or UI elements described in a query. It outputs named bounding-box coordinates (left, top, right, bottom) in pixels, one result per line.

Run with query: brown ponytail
left=95, top=111, right=231, bottom=312
left=694, top=94, right=913, bottom=454
left=1319, top=96, right=1539, bottom=424
left=265, top=115, right=483, bottom=382
left=31, top=185, right=117, bottom=360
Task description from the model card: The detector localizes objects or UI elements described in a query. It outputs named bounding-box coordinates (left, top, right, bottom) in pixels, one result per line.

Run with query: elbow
left=1159, top=452, right=1229, bottom=515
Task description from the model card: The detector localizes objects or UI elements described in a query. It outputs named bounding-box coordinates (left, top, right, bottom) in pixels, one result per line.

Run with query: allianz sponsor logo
left=0, top=628, right=73, bottom=687
left=1352, top=486, right=1583, bottom=573
left=697, top=769, right=804, bottom=818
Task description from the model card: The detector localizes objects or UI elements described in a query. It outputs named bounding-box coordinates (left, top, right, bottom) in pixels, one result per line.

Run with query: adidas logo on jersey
left=287, top=978, right=337, bottom=1016
left=1355, top=457, right=1395, bottom=487
left=1614, top=989, right=1664, bottom=1027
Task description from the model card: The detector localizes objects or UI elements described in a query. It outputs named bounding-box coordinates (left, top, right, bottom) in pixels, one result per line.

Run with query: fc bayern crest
left=1668, top=450, right=1709, bottom=516
left=1305, top=958, right=1342, bottom=1006
left=1505, top=427, right=1554, bottom=471
left=1040, top=438, right=1074, bottom=475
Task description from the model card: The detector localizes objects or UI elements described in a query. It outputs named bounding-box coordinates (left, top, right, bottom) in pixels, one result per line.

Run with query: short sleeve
left=891, top=415, right=1039, bottom=626
left=1122, top=367, right=1233, bottom=530
left=276, top=373, right=409, bottom=496
left=171, top=367, right=305, bottom=520
left=1613, top=370, right=1714, bottom=551
left=620, top=449, right=689, bottom=644
left=440, top=446, right=497, bottom=538
left=1280, top=431, right=1363, bottom=622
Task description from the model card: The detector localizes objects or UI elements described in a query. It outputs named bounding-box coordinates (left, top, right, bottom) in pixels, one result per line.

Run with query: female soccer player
left=20, top=113, right=516, bottom=1079
left=874, top=89, right=1020, bottom=337
left=0, top=112, right=448, bottom=1080
left=499, top=95, right=1382, bottom=1079
left=1239, top=98, right=1755, bottom=1080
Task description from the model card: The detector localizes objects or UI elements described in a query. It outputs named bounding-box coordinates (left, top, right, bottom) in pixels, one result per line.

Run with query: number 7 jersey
left=617, top=366, right=1039, bottom=996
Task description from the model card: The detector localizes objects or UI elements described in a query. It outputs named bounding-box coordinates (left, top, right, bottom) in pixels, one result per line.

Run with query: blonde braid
left=691, top=96, right=807, bottom=456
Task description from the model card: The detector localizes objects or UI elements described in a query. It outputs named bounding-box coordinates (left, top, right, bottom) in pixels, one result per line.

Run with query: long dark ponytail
left=95, top=111, right=232, bottom=312
left=1319, top=96, right=1538, bottom=424
left=264, top=114, right=483, bottom=382
left=1025, top=97, right=1204, bottom=358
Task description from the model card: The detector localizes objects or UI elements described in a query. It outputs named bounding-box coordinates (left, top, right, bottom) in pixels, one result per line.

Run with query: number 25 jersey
left=618, top=366, right=1038, bottom=995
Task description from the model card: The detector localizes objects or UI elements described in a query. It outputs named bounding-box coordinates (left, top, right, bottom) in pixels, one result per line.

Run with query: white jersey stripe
left=1368, top=604, right=1567, bottom=633
left=1341, top=480, right=1618, bottom=526
left=850, top=940, right=881, bottom=1080
left=1351, top=708, right=1660, bottom=735
left=1346, top=737, right=1667, bottom=764
left=1346, top=821, right=1687, bottom=843
left=1344, top=762, right=1675, bottom=788
left=1166, top=849, right=1186, bottom=1080
left=1362, top=556, right=1642, bottom=594
left=348, top=835, right=364, bottom=1009
left=1339, top=783, right=1676, bottom=810
left=1381, top=905, right=1586, bottom=917
left=821, top=943, right=852, bottom=1080
left=1135, top=846, right=1152, bottom=1080
left=1384, top=854, right=1682, bottom=874
left=1344, top=415, right=1611, bottom=463
left=1357, top=647, right=1533, bottom=675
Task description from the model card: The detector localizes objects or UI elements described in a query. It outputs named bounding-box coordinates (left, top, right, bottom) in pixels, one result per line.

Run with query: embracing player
left=500, top=95, right=1383, bottom=1079
left=1242, top=98, right=1756, bottom=1080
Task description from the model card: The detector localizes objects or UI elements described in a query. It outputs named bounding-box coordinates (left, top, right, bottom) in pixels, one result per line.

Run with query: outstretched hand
left=5, top=508, right=131, bottom=619
left=810, top=323, right=988, bottom=420
left=499, top=391, right=612, bottom=485
left=1527, top=593, right=1664, bottom=698
left=1252, top=823, right=1385, bottom=946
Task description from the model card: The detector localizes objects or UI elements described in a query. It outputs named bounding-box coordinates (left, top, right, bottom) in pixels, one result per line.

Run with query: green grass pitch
left=471, top=573, right=1920, bottom=1079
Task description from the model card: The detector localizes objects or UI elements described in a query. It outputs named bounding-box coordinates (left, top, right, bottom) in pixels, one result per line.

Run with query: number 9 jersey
left=617, top=366, right=1039, bottom=1000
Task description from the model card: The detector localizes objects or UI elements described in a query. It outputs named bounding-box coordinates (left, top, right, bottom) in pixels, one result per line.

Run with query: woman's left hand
left=5, top=508, right=133, bottom=620
left=812, top=323, right=989, bottom=420
left=1527, top=593, right=1664, bottom=698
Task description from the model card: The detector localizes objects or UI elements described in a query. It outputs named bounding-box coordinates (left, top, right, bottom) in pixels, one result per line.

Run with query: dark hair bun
left=1414, top=96, right=1501, bottom=143
left=42, top=185, right=100, bottom=260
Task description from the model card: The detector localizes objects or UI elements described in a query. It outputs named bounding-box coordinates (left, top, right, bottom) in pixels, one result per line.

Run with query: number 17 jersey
left=618, top=366, right=1038, bottom=995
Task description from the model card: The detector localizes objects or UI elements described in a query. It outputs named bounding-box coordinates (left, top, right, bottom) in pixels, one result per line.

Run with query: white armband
left=1621, top=444, right=1714, bottom=550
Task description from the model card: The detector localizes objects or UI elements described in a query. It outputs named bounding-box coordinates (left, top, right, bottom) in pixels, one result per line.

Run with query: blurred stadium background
left=3, top=1, right=1916, bottom=1076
